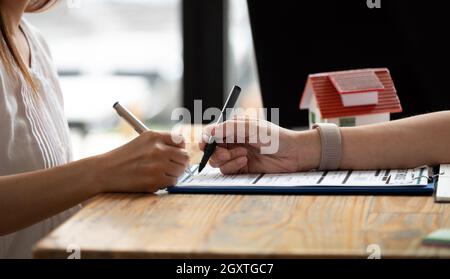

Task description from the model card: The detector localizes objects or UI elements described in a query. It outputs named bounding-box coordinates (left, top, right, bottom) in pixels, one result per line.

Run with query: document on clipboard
left=168, top=165, right=433, bottom=195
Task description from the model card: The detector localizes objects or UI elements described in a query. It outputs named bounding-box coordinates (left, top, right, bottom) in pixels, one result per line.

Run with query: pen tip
left=198, top=165, right=204, bottom=173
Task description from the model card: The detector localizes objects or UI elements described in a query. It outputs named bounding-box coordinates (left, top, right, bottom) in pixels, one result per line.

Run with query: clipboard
left=167, top=166, right=436, bottom=196
left=168, top=181, right=435, bottom=195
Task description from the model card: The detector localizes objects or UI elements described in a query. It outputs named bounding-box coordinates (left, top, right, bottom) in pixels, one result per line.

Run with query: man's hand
left=199, top=119, right=320, bottom=174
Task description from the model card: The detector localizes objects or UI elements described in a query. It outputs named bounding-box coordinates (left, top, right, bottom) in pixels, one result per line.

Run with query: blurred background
left=26, top=0, right=262, bottom=160
left=25, top=0, right=450, bottom=161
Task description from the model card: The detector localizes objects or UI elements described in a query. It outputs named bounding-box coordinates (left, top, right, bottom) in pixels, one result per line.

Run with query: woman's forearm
left=338, top=111, right=450, bottom=170
left=0, top=157, right=101, bottom=236
left=0, top=131, right=190, bottom=236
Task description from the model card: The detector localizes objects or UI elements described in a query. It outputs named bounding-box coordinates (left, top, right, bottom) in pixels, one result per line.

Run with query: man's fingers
left=228, top=147, right=247, bottom=159
left=199, top=142, right=231, bottom=154
left=209, top=147, right=231, bottom=167
left=220, top=156, right=248, bottom=175
left=204, top=119, right=256, bottom=143
left=209, top=147, right=247, bottom=167
left=199, top=142, right=206, bottom=151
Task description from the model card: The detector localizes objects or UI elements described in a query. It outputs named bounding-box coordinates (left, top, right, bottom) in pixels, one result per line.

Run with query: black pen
left=198, top=85, right=242, bottom=173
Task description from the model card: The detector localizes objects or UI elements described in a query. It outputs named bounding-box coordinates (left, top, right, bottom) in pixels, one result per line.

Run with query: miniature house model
left=300, top=68, right=402, bottom=128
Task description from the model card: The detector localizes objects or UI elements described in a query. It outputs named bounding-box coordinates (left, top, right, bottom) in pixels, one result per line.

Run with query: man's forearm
left=339, top=111, right=450, bottom=170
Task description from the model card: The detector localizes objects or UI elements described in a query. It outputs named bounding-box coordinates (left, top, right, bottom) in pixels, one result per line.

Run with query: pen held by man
left=198, top=85, right=242, bottom=173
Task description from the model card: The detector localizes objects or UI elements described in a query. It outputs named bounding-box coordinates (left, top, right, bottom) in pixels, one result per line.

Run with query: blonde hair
left=0, top=0, right=58, bottom=92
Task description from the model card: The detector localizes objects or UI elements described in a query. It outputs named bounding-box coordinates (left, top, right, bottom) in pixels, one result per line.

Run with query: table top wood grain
left=33, top=126, right=450, bottom=259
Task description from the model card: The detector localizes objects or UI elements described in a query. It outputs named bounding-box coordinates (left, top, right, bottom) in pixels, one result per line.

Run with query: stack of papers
left=436, top=164, right=450, bottom=202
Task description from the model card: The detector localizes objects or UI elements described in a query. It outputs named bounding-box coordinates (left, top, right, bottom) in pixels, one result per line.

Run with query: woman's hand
left=200, top=119, right=321, bottom=174
left=94, top=131, right=190, bottom=193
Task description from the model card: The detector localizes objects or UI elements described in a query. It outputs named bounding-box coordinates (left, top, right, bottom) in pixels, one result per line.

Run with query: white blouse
left=0, top=20, right=78, bottom=258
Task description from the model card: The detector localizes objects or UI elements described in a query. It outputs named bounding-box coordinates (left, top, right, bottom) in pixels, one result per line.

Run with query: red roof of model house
left=300, top=68, right=402, bottom=119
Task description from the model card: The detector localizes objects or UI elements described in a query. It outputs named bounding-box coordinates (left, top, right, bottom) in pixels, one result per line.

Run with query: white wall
left=355, top=113, right=390, bottom=126
left=324, top=113, right=390, bottom=127
left=326, top=118, right=340, bottom=126
left=308, top=96, right=323, bottom=128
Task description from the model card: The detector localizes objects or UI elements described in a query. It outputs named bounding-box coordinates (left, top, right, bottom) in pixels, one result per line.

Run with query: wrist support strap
left=312, top=123, right=342, bottom=171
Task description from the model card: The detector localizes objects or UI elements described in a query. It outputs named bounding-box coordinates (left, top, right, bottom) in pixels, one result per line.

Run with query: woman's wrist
left=293, top=129, right=321, bottom=171
left=82, top=155, right=109, bottom=195
left=56, top=156, right=105, bottom=198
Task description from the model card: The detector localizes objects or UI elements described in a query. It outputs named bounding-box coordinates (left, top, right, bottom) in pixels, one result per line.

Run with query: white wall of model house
left=326, top=113, right=390, bottom=127
left=308, top=95, right=322, bottom=128
left=308, top=95, right=391, bottom=128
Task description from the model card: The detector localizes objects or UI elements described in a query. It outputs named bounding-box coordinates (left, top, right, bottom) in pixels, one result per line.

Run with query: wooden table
left=33, top=126, right=450, bottom=259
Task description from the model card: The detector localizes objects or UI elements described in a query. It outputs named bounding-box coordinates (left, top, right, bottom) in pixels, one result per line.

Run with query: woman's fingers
left=165, top=160, right=187, bottom=178
left=156, top=176, right=177, bottom=191
left=163, top=145, right=190, bottom=166
left=158, top=131, right=186, bottom=148
left=219, top=156, right=248, bottom=175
